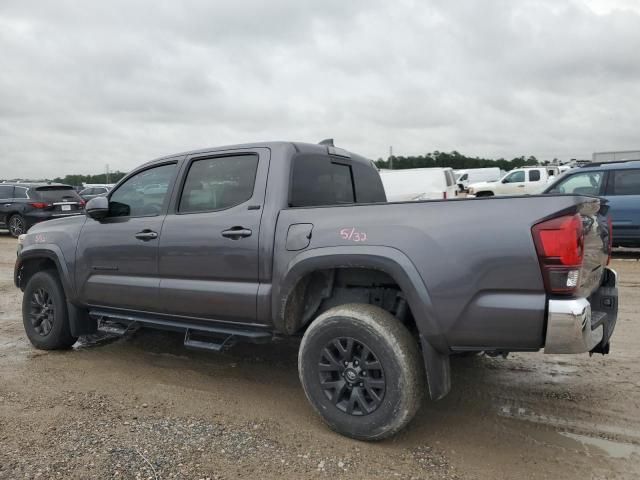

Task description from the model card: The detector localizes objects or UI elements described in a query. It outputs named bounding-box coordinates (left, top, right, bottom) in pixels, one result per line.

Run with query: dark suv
left=0, top=183, right=84, bottom=237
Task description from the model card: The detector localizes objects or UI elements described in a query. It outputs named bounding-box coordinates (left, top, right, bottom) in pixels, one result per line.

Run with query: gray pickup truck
left=14, top=141, right=618, bottom=440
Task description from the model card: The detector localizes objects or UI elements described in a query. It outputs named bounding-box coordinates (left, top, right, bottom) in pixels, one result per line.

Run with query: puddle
left=560, top=432, right=640, bottom=459
left=498, top=404, right=640, bottom=441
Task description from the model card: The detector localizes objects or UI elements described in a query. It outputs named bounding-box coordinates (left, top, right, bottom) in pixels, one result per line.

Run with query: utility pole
left=389, top=146, right=393, bottom=169
left=106, top=164, right=110, bottom=184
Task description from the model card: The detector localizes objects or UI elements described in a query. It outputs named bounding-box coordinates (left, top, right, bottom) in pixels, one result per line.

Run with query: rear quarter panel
left=273, top=195, right=600, bottom=352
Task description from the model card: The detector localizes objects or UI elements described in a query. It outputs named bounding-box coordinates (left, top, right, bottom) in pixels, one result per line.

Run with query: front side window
left=611, top=169, right=640, bottom=195
left=109, top=163, right=176, bottom=217
left=179, top=155, right=259, bottom=213
left=290, top=154, right=355, bottom=207
left=529, top=170, right=541, bottom=181
left=503, top=170, right=525, bottom=183
left=0, top=185, right=13, bottom=199
left=549, top=171, right=603, bottom=195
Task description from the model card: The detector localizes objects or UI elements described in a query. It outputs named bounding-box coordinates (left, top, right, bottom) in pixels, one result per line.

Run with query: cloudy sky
left=1, top=0, right=640, bottom=179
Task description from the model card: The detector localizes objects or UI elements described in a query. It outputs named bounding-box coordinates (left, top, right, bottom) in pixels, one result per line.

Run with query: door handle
left=517, top=185, right=525, bottom=187
left=4, top=204, right=11, bottom=207
left=135, top=230, right=158, bottom=241
left=221, top=227, right=252, bottom=239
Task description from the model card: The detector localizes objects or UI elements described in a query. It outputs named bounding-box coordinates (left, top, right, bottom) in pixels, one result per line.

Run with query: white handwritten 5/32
left=340, top=227, right=367, bottom=242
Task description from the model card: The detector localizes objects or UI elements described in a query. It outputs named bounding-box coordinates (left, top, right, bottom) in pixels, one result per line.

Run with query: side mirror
left=85, top=196, right=109, bottom=220
left=501, top=178, right=508, bottom=184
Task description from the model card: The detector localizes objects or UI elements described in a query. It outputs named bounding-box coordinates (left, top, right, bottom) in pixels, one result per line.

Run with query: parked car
left=14, top=141, right=617, bottom=440
left=544, top=160, right=640, bottom=247
left=454, top=167, right=501, bottom=192
left=79, top=186, right=112, bottom=201
left=380, top=167, right=458, bottom=200
left=0, top=183, right=84, bottom=237
left=468, top=166, right=559, bottom=196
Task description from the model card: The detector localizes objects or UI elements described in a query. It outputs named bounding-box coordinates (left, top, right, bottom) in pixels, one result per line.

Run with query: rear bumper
left=544, top=268, right=618, bottom=354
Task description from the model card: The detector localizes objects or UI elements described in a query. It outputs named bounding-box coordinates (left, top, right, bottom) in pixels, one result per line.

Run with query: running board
left=183, top=330, right=236, bottom=352
left=89, top=309, right=273, bottom=350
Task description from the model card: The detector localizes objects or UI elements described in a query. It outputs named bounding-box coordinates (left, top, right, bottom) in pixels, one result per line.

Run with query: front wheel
left=298, top=304, right=425, bottom=440
left=22, top=270, right=77, bottom=350
left=8, top=214, right=26, bottom=237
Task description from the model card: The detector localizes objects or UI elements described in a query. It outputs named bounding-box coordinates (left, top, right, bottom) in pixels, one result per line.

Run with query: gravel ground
left=1, top=232, right=639, bottom=479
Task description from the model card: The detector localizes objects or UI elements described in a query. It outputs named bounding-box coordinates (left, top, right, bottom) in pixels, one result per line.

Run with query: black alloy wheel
left=28, top=287, right=55, bottom=336
left=318, top=337, right=385, bottom=416
left=9, top=215, right=25, bottom=237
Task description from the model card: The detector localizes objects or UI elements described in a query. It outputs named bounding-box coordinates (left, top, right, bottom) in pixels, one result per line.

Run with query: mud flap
left=67, top=302, right=97, bottom=337
left=419, top=334, right=451, bottom=400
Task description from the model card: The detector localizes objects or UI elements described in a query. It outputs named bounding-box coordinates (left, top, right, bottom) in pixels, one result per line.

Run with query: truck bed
left=273, top=194, right=609, bottom=353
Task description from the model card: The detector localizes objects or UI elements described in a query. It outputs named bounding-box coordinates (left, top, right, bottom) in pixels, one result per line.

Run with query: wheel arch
left=274, top=246, right=443, bottom=348
left=16, top=246, right=74, bottom=298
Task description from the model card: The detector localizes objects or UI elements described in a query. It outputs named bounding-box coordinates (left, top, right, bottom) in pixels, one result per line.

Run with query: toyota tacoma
left=15, top=140, right=618, bottom=440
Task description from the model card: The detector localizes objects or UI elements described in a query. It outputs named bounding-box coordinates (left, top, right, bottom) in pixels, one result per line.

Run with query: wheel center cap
left=344, top=368, right=358, bottom=383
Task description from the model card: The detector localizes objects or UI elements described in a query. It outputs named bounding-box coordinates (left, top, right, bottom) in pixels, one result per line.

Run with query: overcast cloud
left=1, top=0, right=640, bottom=178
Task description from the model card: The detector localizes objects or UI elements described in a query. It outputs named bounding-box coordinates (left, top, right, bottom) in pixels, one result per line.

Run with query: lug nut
left=354, top=360, right=359, bottom=366
left=361, top=371, right=367, bottom=376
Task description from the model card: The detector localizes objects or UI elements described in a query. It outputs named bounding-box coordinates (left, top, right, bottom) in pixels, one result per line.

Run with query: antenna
left=319, top=138, right=334, bottom=146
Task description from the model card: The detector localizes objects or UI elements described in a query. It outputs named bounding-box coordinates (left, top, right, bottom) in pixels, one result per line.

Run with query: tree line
left=374, top=151, right=539, bottom=171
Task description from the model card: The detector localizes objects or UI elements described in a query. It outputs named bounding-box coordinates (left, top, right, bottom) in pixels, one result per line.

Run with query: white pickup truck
left=468, top=166, right=560, bottom=197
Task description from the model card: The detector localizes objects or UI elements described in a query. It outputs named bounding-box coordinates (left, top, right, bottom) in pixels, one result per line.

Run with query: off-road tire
left=298, top=303, right=425, bottom=440
left=22, top=270, right=77, bottom=350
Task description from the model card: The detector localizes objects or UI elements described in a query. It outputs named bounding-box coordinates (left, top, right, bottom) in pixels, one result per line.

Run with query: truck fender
left=18, top=245, right=97, bottom=336
left=17, top=245, right=75, bottom=297
left=274, top=245, right=447, bottom=352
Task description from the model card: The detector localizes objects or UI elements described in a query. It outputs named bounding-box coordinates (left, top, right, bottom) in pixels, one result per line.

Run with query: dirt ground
left=1, top=233, right=639, bottom=480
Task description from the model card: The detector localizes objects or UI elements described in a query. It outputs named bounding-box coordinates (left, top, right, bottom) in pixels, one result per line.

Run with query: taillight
left=29, top=202, right=50, bottom=209
left=443, top=191, right=447, bottom=199
left=532, top=214, right=584, bottom=295
left=79, top=199, right=86, bottom=208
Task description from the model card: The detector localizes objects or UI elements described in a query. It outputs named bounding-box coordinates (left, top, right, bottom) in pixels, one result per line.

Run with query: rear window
left=529, top=170, right=541, bottom=181
left=610, top=169, right=640, bottom=195
left=290, top=154, right=356, bottom=207
left=35, top=186, right=82, bottom=203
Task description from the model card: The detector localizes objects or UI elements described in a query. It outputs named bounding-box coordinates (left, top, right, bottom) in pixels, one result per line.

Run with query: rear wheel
left=8, top=214, right=26, bottom=237
left=22, top=270, right=77, bottom=350
left=298, top=304, right=425, bottom=440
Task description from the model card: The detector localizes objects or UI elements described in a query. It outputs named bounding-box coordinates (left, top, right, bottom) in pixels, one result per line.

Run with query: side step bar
left=89, top=309, right=273, bottom=352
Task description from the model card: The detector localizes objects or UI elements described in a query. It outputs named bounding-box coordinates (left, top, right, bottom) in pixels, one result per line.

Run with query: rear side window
left=290, top=155, right=356, bottom=207
left=529, top=170, right=541, bottom=181
left=35, top=186, right=82, bottom=203
left=179, top=155, right=259, bottom=213
left=14, top=187, right=28, bottom=199
left=610, top=169, right=640, bottom=195
left=351, top=161, right=386, bottom=203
